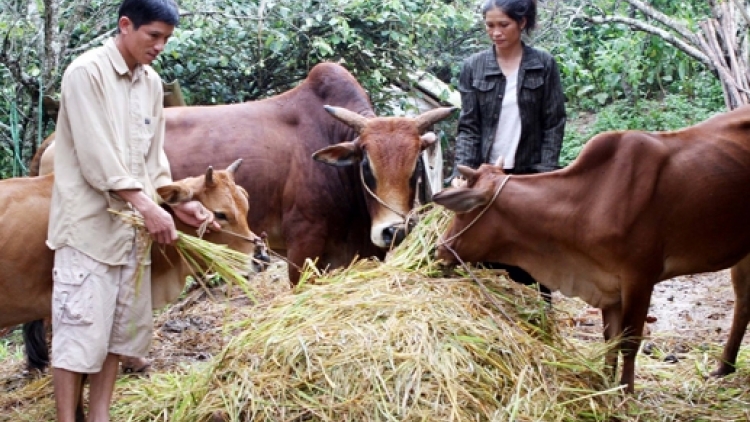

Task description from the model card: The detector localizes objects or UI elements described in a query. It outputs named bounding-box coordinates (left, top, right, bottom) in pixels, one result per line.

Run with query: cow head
left=313, top=105, right=457, bottom=249
left=433, top=162, right=510, bottom=266
left=157, top=158, right=270, bottom=273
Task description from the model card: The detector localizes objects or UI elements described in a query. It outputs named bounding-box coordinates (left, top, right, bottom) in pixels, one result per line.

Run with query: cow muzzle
left=434, top=244, right=460, bottom=276
left=250, top=232, right=271, bottom=273
left=381, top=219, right=417, bottom=248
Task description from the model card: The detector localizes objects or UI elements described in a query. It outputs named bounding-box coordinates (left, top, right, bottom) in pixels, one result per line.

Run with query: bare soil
left=563, top=269, right=747, bottom=354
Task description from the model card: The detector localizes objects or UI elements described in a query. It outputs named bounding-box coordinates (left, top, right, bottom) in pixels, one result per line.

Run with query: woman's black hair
left=118, top=0, right=179, bottom=30
left=481, top=0, right=537, bottom=33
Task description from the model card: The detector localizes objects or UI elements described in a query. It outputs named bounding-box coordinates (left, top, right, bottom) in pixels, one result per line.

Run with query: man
left=47, top=1, right=217, bottom=420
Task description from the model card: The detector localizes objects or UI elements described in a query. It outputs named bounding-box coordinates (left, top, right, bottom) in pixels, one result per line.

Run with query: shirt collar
left=104, top=37, right=145, bottom=80
left=482, top=42, right=544, bottom=78
left=519, top=44, right=544, bottom=70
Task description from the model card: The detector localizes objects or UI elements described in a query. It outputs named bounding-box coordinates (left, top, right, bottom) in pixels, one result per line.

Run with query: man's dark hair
left=118, top=0, right=179, bottom=29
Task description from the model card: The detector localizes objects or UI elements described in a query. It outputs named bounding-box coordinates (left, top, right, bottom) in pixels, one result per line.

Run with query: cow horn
left=415, top=107, right=458, bottom=133
left=205, top=166, right=215, bottom=187
left=226, top=158, right=243, bottom=174
left=324, top=105, right=368, bottom=134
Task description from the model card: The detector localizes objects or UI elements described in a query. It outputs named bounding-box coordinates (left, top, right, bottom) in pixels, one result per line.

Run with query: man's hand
left=171, top=200, right=221, bottom=231
left=115, top=189, right=178, bottom=245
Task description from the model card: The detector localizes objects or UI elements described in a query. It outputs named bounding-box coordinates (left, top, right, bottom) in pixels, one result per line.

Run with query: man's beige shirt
left=47, top=38, right=172, bottom=265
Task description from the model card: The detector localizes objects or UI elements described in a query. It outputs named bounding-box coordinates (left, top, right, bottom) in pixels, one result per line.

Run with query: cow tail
left=22, top=320, right=49, bottom=372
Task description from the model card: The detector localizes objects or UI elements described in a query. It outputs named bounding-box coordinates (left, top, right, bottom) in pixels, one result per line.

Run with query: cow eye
left=361, top=156, right=376, bottom=188
left=213, top=211, right=228, bottom=221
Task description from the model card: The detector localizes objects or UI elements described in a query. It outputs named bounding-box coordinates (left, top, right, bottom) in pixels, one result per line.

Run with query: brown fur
left=0, top=163, right=262, bottom=329
left=434, top=105, right=750, bottom=392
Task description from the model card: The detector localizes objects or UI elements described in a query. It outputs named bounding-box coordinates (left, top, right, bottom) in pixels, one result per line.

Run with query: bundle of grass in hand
left=110, top=209, right=254, bottom=299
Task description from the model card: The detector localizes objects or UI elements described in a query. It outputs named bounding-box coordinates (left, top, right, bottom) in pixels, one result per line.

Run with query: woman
left=451, top=0, right=566, bottom=302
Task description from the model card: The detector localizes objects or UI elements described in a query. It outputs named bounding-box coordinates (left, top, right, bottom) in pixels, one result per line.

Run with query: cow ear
left=432, top=187, right=489, bottom=214
left=420, top=131, right=437, bottom=150
left=312, top=141, right=362, bottom=167
left=157, top=184, right=194, bottom=205
left=457, top=165, right=480, bottom=185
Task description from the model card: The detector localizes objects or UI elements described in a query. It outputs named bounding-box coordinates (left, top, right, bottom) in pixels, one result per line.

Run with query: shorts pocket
left=53, top=267, right=94, bottom=325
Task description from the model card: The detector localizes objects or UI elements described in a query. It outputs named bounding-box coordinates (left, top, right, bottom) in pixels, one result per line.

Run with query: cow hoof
left=709, top=365, right=736, bottom=378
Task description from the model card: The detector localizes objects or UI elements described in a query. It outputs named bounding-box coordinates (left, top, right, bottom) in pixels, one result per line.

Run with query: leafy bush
left=561, top=94, right=724, bottom=166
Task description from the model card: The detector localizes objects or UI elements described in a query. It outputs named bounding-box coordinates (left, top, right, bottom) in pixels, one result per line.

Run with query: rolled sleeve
left=106, top=176, right=145, bottom=192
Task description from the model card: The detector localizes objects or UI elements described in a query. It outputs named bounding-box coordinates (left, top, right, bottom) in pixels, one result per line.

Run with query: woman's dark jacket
left=453, top=44, right=566, bottom=175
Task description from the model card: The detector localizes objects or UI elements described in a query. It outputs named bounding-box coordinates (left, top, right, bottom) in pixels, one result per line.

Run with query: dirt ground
left=565, top=268, right=747, bottom=354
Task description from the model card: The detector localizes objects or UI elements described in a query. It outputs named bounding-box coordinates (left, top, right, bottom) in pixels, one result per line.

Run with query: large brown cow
left=1, top=161, right=268, bottom=364
left=433, top=105, right=750, bottom=393
left=163, top=62, right=455, bottom=284
left=32, top=63, right=456, bottom=285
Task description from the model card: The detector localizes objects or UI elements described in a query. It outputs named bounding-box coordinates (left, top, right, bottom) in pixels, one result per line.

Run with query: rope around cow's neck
left=437, top=174, right=511, bottom=246
left=359, top=163, right=408, bottom=219
left=193, top=222, right=295, bottom=269
left=435, top=173, right=524, bottom=327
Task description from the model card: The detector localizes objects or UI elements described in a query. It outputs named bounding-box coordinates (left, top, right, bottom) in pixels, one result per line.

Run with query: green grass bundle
left=109, top=209, right=255, bottom=300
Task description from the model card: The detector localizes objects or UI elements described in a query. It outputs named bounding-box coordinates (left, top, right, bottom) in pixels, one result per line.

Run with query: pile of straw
left=112, top=205, right=619, bottom=421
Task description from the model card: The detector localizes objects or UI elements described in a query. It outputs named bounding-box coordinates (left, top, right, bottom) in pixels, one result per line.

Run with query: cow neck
left=440, top=174, right=511, bottom=246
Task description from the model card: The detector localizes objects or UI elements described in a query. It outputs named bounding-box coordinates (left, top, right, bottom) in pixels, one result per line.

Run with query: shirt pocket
left=472, top=80, right=497, bottom=107
left=53, top=267, right=95, bottom=325
left=519, top=73, right=545, bottom=105
left=139, top=115, right=157, bottom=155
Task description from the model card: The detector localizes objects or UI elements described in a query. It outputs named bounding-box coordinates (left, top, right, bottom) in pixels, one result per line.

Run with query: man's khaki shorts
left=51, top=246, right=152, bottom=373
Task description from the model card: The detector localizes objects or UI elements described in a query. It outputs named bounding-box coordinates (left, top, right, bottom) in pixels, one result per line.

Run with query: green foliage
left=154, top=0, right=478, bottom=111
left=561, top=94, right=724, bottom=166
left=0, top=0, right=739, bottom=177
left=554, top=0, right=720, bottom=111
left=0, top=328, right=24, bottom=362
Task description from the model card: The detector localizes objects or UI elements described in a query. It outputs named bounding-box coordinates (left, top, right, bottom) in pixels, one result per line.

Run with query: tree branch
left=623, top=0, right=697, bottom=42
left=730, top=0, right=750, bottom=26
left=582, top=14, right=712, bottom=69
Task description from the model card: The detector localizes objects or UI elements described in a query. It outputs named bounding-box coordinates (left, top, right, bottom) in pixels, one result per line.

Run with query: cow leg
left=284, top=221, right=329, bottom=286
left=23, top=319, right=50, bottom=373
left=284, top=246, right=306, bottom=286
left=617, top=284, right=653, bottom=393
left=600, top=302, right=622, bottom=382
left=712, top=254, right=750, bottom=376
